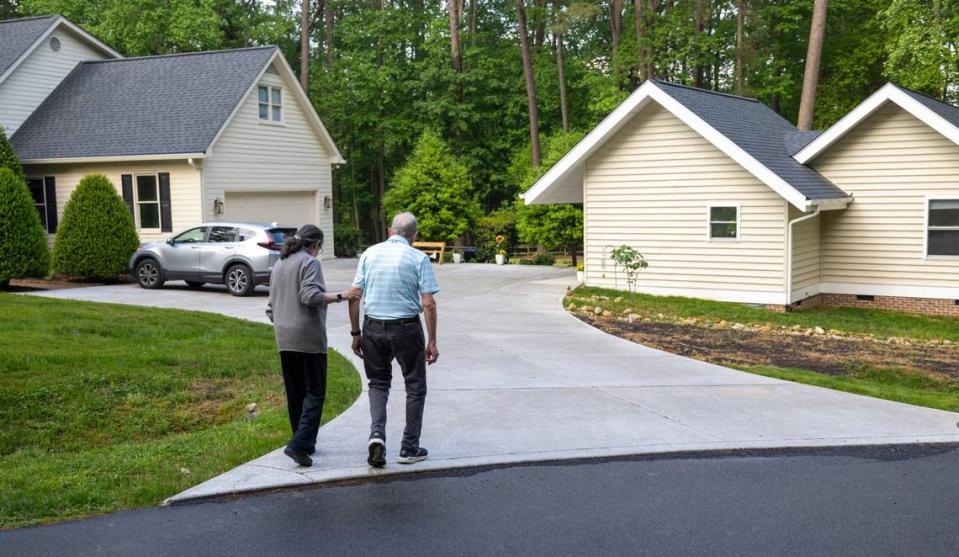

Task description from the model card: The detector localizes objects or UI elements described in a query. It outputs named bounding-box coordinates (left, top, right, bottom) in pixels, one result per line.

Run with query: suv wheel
left=135, top=259, right=165, bottom=289
left=225, top=263, right=254, bottom=297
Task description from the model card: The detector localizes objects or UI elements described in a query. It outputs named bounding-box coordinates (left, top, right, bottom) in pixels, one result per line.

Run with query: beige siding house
left=526, top=80, right=959, bottom=316
left=3, top=15, right=343, bottom=259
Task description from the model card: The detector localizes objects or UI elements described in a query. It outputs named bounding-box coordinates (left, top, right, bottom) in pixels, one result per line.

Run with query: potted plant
left=576, top=262, right=584, bottom=283
left=494, top=235, right=507, bottom=265
left=452, top=250, right=462, bottom=264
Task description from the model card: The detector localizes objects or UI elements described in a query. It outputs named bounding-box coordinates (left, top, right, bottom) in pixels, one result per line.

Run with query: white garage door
left=224, top=191, right=316, bottom=228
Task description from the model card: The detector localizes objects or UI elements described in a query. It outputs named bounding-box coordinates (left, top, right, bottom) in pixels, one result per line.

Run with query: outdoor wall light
left=213, top=198, right=224, bottom=215
left=323, top=195, right=332, bottom=209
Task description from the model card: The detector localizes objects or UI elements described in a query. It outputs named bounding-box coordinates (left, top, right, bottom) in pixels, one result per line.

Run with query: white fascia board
left=524, top=81, right=811, bottom=210
left=794, top=83, right=959, bottom=164
left=523, top=80, right=658, bottom=205
left=21, top=153, right=207, bottom=165
left=0, top=17, right=121, bottom=86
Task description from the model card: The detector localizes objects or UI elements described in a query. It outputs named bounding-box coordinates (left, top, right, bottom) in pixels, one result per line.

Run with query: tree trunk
left=516, top=0, right=541, bottom=168
left=644, top=0, right=659, bottom=79
left=635, top=0, right=645, bottom=82
left=610, top=0, right=623, bottom=68
left=692, top=0, right=705, bottom=88
left=300, top=0, right=310, bottom=91
left=325, top=1, right=335, bottom=67
left=1, top=0, right=13, bottom=20
left=735, top=0, right=745, bottom=95
left=797, top=0, right=828, bottom=130
left=534, top=0, right=547, bottom=47
left=555, top=29, right=569, bottom=132
left=449, top=0, right=463, bottom=75
left=469, top=0, right=478, bottom=47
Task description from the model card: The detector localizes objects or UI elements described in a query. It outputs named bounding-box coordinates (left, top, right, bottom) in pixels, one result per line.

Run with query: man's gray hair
left=390, top=212, right=418, bottom=241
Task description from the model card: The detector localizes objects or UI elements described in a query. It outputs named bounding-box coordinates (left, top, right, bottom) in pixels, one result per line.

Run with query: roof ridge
left=651, top=79, right=761, bottom=103
left=891, top=82, right=959, bottom=111
left=79, top=45, right=277, bottom=64
left=0, top=14, right=57, bottom=24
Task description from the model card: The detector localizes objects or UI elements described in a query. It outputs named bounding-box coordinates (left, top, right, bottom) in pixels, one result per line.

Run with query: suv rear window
left=267, top=228, right=296, bottom=245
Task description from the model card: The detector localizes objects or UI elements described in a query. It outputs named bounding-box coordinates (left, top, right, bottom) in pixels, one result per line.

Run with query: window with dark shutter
left=121, top=175, right=135, bottom=221
left=158, top=173, right=172, bottom=232
left=43, top=177, right=57, bottom=233
left=26, top=178, right=47, bottom=231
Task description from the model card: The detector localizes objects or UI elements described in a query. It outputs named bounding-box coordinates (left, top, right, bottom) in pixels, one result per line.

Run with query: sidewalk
left=31, top=260, right=959, bottom=503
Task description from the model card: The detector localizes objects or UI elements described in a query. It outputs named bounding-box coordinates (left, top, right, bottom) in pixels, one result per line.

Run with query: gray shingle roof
left=0, top=16, right=57, bottom=81
left=652, top=80, right=848, bottom=201
left=11, top=46, right=277, bottom=160
left=783, top=130, right=821, bottom=156
left=893, top=83, right=959, bottom=129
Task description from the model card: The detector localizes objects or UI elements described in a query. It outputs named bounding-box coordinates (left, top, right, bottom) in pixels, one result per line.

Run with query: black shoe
left=398, top=447, right=428, bottom=464
left=284, top=446, right=312, bottom=467
left=368, top=438, right=386, bottom=468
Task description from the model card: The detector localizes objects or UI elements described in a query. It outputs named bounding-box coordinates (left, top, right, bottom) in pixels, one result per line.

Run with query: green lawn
left=576, top=287, right=959, bottom=342
left=0, top=294, right=361, bottom=529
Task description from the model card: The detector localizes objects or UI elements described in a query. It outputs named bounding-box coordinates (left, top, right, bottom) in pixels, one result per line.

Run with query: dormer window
left=258, top=86, right=282, bottom=122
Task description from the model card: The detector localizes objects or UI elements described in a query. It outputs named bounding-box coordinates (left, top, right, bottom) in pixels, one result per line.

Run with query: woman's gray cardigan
left=266, top=250, right=329, bottom=353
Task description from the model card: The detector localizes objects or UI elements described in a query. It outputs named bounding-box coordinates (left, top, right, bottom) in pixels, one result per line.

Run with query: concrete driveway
left=31, top=260, right=959, bottom=502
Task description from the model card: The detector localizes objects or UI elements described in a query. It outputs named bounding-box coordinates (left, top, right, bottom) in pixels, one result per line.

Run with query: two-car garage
left=222, top=191, right=317, bottom=229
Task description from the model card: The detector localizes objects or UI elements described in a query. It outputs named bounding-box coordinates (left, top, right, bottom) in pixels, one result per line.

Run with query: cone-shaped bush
left=0, top=126, right=24, bottom=183
left=0, top=168, right=50, bottom=285
left=53, top=174, right=139, bottom=280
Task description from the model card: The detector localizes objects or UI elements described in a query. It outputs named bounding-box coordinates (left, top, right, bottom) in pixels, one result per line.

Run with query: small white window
left=708, top=205, right=739, bottom=240
left=927, top=199, right=959, bottom=256
left=258, top=85, right=282, bottom=122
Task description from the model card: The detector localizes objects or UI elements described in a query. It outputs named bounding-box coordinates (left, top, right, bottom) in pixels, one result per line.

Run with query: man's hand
left=341, top=287, right=362, bottom=301
left=426, top=340, right=439, bottom=365
left=352, top=335, right=363, bottom=359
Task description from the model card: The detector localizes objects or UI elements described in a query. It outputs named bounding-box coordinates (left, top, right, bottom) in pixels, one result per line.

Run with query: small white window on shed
left=258, top=85, right=282, bottom=122
left=927, top=199, right=959, bottom=256
left=708, top=205, right=739, bottom=240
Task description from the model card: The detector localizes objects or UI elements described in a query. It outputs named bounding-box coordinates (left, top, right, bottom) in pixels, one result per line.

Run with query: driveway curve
left=32, top=260, right=959, bottom=503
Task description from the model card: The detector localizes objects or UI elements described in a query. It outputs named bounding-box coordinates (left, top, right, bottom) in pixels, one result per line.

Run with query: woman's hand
left=342, top=287, right=363, bottom=301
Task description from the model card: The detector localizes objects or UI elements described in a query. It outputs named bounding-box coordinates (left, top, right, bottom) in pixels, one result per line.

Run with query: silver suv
left=129, top=223, right=295, bottom=296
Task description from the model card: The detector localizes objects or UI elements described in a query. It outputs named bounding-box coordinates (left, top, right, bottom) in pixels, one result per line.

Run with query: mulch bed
left=3, top=276, right=129, bottom=292
left=577, top=313, right=959, bottom=379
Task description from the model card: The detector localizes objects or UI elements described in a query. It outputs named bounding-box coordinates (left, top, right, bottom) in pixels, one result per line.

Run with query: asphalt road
left=3, top=444, right=958, bottom=557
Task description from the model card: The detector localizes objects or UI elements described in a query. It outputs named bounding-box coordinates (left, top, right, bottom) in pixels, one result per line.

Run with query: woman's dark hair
left=280, top=224, right=324, bottom=259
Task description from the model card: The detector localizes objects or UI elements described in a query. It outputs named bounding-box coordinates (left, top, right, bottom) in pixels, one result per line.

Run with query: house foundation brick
left=788, top=293, right=959, bottom=318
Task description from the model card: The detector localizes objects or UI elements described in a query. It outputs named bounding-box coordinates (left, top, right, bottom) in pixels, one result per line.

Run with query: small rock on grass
left=594, top=306, right=603, bottom=315
left=614, top=297, right=623, bottom=303
left=602, top=310, right=612, bottom=318
left=567, top=303, right=577, bottom=311
left=814, top=326, right=825, bottom=335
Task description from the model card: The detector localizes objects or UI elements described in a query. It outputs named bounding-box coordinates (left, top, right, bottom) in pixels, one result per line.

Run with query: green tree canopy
left=0, top=168, right=49, bottom=285
left=383, top=130, right=480, bottom=243
left=0, top=126, right=24, bottom=183
left=515, top=130, right=585, bottom=264
left=53, top=174, right=139, bottom=279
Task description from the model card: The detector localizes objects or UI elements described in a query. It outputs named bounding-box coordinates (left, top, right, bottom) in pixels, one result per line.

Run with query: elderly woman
left=266, top=224, right=357, bottom=467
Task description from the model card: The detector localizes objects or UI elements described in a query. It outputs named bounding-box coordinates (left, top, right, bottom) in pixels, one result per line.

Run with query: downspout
left=785, top=206, right=821, bottom=308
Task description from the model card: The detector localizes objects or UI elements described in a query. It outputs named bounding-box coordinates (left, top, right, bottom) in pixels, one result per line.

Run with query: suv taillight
left=257, top=241, right=279, bottom=251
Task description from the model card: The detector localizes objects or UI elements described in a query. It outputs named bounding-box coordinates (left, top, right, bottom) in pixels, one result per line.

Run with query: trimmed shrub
left=53, top=174, right=139, bottom=280
left=531, top=253, right=555, bottom=266
left=0, top=168, right=50, bottom=285
left=0, top=126, right=24, bottom=182
left=334, top=223, right=361, bottom=257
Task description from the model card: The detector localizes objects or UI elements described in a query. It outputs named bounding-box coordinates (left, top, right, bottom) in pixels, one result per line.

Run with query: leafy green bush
left=0, top=126, right=24, bottom=183
left=0, top=168, right=50, bottom=285
left=531, top=253, right=555, bottom=266
left=334, top=223, right=361, bottom=257
left=53, top=174, right=139, bottom=280
left=383, top=131, right=481, bottom=242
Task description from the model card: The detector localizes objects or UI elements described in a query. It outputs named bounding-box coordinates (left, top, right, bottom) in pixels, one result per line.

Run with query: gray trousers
left=361, top=316, right=427, bottom=451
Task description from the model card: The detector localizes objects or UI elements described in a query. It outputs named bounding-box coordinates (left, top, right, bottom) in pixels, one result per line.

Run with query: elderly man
left=348, top=212, right=440, bottom=468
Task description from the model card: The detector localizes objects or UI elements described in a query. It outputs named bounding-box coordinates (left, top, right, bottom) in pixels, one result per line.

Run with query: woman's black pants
left=279, top=351, right=328, bottom=453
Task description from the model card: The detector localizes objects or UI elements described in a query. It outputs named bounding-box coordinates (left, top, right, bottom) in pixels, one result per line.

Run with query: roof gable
left=794, top=83, right=959, bottom=164
left=11, top=47, right=278, bottom=161
left=0, top=15, right=120, bottom=86
left=523, top=80, right=848, bottom=209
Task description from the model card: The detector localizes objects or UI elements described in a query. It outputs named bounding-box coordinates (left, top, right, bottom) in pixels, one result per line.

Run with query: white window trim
left=706, top=203, right=741, bottom=242
left=924, top=194, right=959, bottom=259
left=257, top=84, right=284, bottom=125
left=26, top=177, right=49, bottom=232
left=133, top=173, right=162, bottom=232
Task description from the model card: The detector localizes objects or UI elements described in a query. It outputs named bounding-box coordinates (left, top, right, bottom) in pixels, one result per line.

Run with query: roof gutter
left=20, top=153, right=208, bottom=165
left=785, top=206, right=821, bottom=307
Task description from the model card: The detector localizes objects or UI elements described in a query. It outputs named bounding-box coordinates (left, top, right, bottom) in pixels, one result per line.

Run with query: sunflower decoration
left=494, top=234, right=507, bottom=256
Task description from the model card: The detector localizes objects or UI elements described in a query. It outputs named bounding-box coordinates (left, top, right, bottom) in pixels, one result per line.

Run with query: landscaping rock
left=567, top=303, right=577, bottom=311
left=627, top=314, right=639, bottom=323
left=656, top=313, right=665, bottom=319
left=614, top=297, right=623, bottom=303
left=814, top=326, right=825, bottom=335
left=594, top=306, right=603, bottom=315
left=602, top=310, right=612, bottom=318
